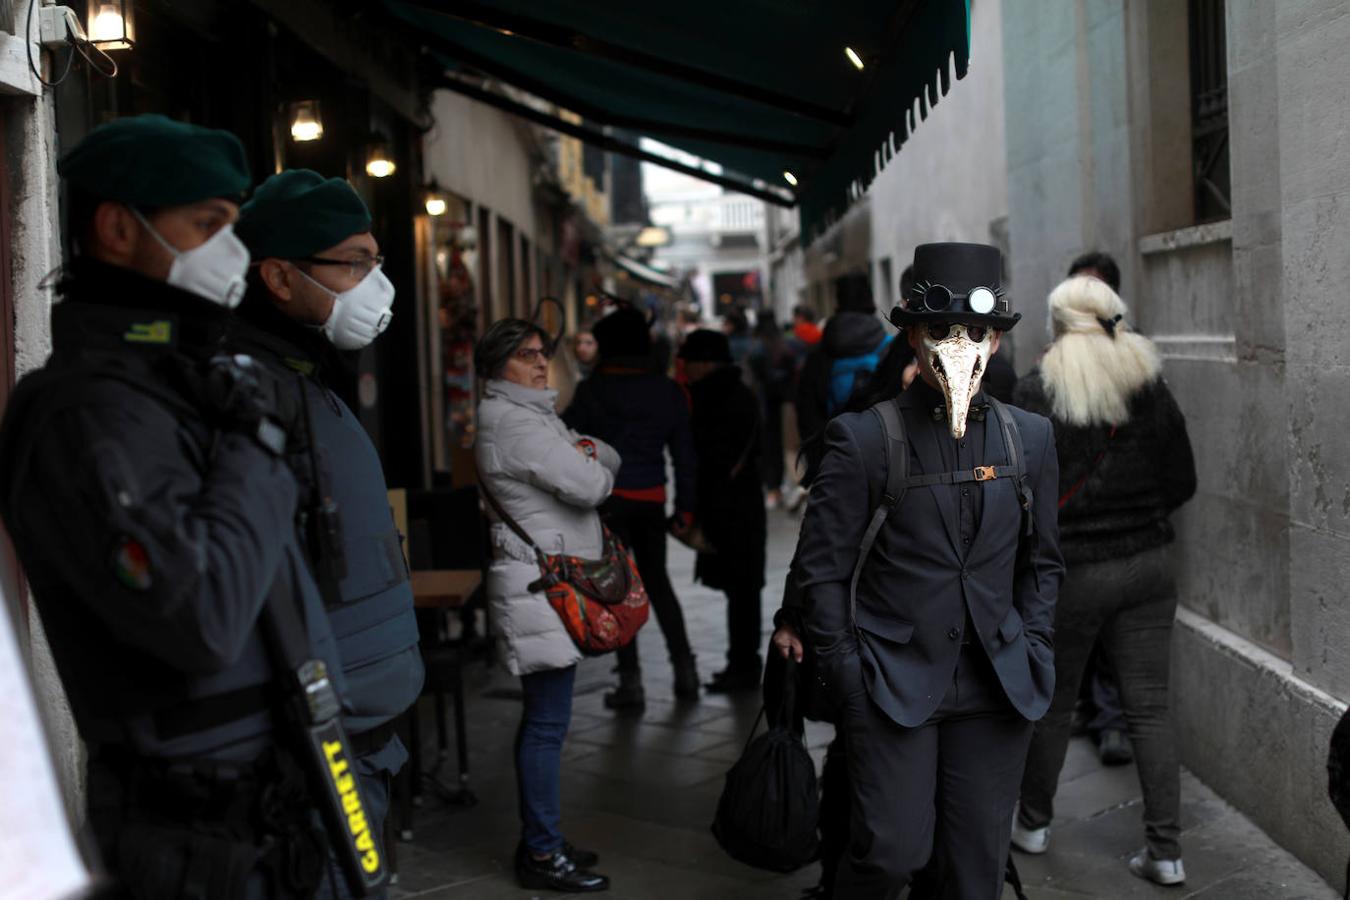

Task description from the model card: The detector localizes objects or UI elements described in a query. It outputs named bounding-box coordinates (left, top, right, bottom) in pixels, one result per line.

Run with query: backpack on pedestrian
left=711, top=656, right=820, bottom=872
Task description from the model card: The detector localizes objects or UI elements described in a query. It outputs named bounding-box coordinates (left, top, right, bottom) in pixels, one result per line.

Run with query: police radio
left=261, top=581, right=389, bottom=896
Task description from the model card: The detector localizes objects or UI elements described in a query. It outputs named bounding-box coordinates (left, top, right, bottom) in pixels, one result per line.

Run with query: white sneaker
left=1010, top=818, right=1050, bottom=855
left=1129, top=849, right=1186, bottom=886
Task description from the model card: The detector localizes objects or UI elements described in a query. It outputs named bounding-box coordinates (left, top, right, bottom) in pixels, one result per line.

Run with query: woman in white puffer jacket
left=473, top=318, right=620, bottom=894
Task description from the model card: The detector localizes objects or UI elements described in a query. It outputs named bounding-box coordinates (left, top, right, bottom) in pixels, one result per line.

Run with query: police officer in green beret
left=0, top=115, right=356, bottom=898
left=233, top=169, right=421, bottom=897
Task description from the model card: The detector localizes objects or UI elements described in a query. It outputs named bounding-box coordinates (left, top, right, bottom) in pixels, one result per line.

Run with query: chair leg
left=452, top=654, right=476, bottom=804
left=395, top=706, right=416, bottom=841
left=384, top=807, right=399, bottom=883
left=435, top=688, right=450, bottom=761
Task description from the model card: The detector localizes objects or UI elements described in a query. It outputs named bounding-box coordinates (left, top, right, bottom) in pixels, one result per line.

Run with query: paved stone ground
left=390, top=511, right=1337, bottom=899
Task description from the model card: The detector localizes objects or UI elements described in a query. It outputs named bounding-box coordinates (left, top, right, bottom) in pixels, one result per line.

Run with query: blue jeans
left=517, top=665, right=577, bottom=854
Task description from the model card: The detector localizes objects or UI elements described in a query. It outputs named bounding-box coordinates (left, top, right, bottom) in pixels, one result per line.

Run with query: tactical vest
left=299, top=380, right=423, bottom=734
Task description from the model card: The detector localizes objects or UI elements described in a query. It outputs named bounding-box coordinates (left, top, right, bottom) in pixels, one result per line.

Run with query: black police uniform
left=228, top=301, right=423, bottom=870
left=0, top=258, right=348, bottom=899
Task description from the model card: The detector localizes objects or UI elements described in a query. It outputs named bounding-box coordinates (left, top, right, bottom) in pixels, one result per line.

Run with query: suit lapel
left=895, top=391, right=962, bottom=557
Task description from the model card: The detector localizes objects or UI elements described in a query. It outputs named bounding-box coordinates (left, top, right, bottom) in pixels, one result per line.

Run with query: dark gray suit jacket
left=796, top=388, right=1063, bottom=728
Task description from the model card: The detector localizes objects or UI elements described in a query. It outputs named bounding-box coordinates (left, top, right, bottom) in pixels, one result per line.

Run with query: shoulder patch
left=123, top=320, right=174, bottom=345
left=111, top=536, right=153, bottom=590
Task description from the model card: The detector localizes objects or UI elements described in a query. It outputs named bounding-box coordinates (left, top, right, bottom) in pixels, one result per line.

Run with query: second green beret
left=57, top=114, right=251, bottom=207
left=236, top=169, right=373, bottom=260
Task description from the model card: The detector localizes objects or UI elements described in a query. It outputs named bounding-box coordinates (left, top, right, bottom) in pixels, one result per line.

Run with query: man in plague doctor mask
left=793, top=242, right=1064, bottom=899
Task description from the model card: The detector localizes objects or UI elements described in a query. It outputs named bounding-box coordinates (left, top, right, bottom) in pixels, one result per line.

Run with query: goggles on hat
left=909, top=281, right=1008, bottom=316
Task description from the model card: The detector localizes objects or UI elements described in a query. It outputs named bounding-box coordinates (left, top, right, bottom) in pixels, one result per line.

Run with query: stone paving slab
left=391, top=511, right=1337, bottom=899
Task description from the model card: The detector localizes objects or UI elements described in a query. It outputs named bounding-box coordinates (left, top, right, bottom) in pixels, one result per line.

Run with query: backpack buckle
left=973, top=466, right=997, bottom=482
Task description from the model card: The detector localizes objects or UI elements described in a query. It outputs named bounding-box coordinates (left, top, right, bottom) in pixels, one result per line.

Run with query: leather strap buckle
left=973, top=466, right=998, bottom=482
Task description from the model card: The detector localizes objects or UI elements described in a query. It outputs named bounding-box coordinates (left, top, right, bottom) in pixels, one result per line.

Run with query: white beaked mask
left=921, top=322, right=994, bottom=440
left=298, top=264, right=396, bottom=350
left=132, top=209, right=251, bottom=308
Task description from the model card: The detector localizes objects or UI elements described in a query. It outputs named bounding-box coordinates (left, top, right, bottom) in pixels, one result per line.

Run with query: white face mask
left=132, top=209, right=250, bottom=309
left=920, top=323, right=994, bottom=440
left=297, top=265, right=396, bottom=350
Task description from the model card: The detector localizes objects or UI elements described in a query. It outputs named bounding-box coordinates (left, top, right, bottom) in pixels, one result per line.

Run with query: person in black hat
left=794, top=242, right=1064, bottom=899
left=563, top=306, right=700, bottom=707
left=678, top=330, right=768, bottom=691
left=0, top=116, right=356, bottom=897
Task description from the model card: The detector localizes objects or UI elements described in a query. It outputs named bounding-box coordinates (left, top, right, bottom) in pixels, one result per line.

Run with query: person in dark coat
left=680, top=330, right=768, bottom=692
left=796, top=243, right=1063, bottom=899
left=1011, top=275, right=1196, bottom=887
left=748, top=311, right=795, bottom=506
left=793, top=295, right=894, bottom=446
left=563, top=307, right=700, bottom=708
left=1063, top=249, right=1134, bottom=764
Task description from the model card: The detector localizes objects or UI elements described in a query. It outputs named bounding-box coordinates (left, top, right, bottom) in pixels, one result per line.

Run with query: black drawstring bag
left=711, top=656, right=820, bottom=872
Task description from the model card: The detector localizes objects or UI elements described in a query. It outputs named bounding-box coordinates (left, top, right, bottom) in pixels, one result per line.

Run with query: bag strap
left=1058, top=425, right=1117, bottom=509
left=988, top=397, right=1034, bottom=537
left=849, top=398, right=908, bottom=628
left=477, top=477, right=540, bottom=551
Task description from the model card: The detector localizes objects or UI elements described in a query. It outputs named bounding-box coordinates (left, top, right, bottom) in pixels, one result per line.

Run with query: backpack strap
left=988, top=396, right=1034, bottom=537
left=849, top=398, right=908, bottom=627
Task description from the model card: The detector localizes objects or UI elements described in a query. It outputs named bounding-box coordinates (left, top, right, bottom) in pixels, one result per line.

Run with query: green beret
left=236, top=169, right=372, bottom=260
left=57, top=114, right=250, bottom=206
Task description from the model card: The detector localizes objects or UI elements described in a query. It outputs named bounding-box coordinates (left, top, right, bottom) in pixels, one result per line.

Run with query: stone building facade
left=1001, top=0, right=1350, bottom=886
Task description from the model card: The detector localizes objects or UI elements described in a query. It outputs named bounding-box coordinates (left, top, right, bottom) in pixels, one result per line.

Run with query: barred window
left=1189, top=0, right=1231, bottom=222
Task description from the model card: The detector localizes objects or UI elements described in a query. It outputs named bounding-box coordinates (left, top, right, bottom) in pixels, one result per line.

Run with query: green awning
left=385, top=0, right=970, bottom=243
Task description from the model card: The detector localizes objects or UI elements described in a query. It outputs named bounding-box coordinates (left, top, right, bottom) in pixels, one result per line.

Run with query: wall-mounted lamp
left=634, top=225, right=671, bottom=248
left=365, top=135, right=396, bottom=178
left=87, top=0, right=134, bottom=50
left=783, top=171, right=799, bottom=187
left=289, top=101, right=323, bottom=142
left=844, top=46, right=865, bottom=70
left=424, top=181, right=447, bottom=216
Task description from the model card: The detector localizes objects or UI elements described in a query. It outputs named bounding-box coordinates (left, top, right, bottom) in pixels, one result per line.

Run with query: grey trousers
left=1018, top=543, right=1182, bottom=859
left=833, top=641, right=1033, bottom=900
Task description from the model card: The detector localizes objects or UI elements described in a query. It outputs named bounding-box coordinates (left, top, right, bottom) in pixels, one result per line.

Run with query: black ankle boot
left=516, top=847, right=610, bottom=892
left=603, top=670, right=645, bottom=711
left=672, top=654, right=700, bottom=700
left=705, top=665, right=761, bottom=694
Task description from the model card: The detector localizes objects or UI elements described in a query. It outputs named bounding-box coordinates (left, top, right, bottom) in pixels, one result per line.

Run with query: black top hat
left=888, top=242, right=1020, bottom=331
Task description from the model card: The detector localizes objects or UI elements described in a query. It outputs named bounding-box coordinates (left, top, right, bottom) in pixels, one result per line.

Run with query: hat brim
left=888, top=306, right=1021, bottom=331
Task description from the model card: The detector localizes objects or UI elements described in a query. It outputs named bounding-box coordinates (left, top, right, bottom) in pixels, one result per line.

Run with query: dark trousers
left=724, top=582, right=763, bottom=671
left=516, top=665, right=577, bottom=854
left=1019, top=544, right=1181, bottom=859
left=602, top=497, right=692, bottom=673
left=834, top=643, right=1032, bottom=900
left=762, top=398, right=785, bottom=492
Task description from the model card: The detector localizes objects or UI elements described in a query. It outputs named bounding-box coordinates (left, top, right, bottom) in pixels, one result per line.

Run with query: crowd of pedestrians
left=0, top=110, right=1197, bottom=899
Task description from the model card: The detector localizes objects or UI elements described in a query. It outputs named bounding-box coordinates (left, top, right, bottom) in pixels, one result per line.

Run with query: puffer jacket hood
left=822, top=310, right=887, bottom=359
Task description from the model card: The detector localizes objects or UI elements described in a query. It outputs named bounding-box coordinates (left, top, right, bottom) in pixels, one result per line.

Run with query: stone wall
left=2, top=1, right=79, bottom=813
left=1002, top=0, right=1348, bottom=888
